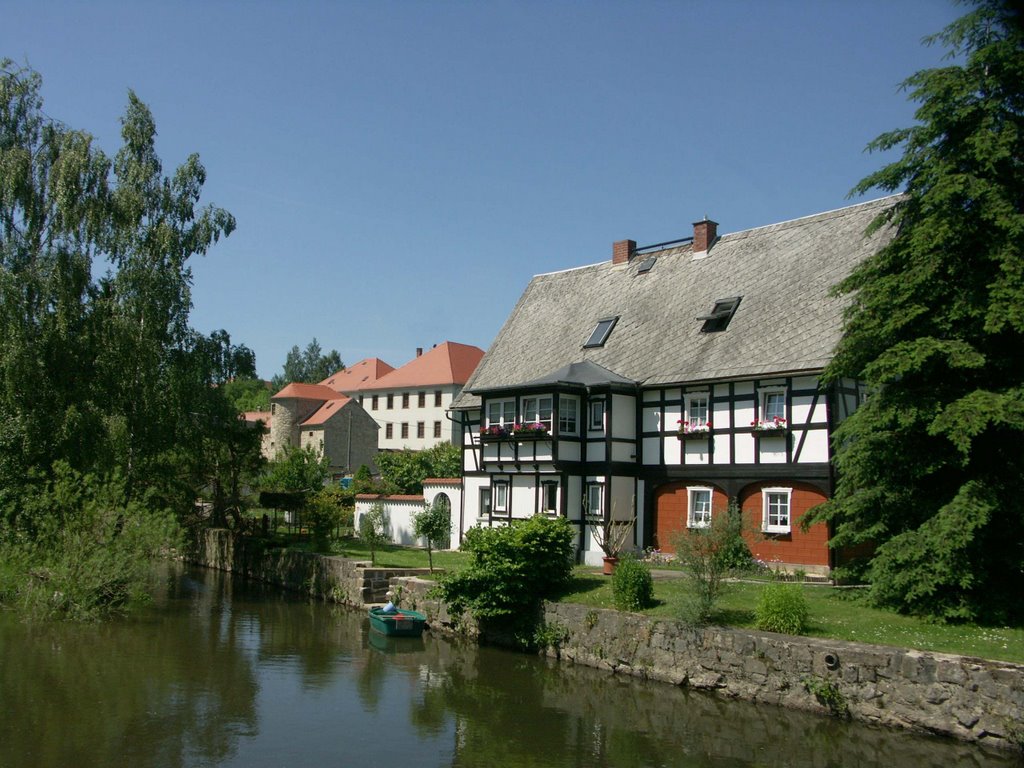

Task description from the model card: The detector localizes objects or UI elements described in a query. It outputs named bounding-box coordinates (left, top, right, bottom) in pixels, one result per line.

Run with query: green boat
left=368, top=606, right=428, bottom=637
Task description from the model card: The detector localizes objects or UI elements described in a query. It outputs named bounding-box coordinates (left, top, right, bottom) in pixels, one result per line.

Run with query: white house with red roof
left=327, top=341, right=484, bottom=452
left=256, top=341, right=485, bottom=482
left=319, top=357, right=395, bottom=395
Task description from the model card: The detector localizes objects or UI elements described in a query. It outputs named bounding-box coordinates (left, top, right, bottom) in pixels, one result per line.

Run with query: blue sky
left=4, top=1, right=961, bottom=379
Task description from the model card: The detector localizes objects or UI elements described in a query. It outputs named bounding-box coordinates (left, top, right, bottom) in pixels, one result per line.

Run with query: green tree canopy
left=809, top=1, right=1024, bottom=622
left=271, top=338, right=343, bottom=390
left=221, top=377, right=272, bottom=413
left=0, top=61, right=252, bottom=617
left=375, top=442, right=461, bottom=495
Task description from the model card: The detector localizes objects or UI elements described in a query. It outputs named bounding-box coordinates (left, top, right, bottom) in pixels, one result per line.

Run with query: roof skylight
left=697, top=297, right=741, bottom=333
left=584, top=316, right=619, bottom=348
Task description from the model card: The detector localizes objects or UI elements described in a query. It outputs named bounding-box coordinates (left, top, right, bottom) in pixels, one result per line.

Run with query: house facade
left=450, top=197, right=897, bottom=573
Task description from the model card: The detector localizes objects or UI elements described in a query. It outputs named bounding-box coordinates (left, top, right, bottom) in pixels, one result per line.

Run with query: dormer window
left=584, top=316, right=618, bottom=348
left=697, top=297, right=741, bottom=333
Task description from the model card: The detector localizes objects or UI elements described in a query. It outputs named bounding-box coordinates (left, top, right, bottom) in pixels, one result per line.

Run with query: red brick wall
left=653, top=481, right=831, bottom=568
left=739, top=482, right=830, bottom=568
left=652, top=483, right=729, bottom=553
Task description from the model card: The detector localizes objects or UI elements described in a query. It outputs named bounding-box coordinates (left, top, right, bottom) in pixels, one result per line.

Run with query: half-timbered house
left=450, top=197, right=897, bottom=574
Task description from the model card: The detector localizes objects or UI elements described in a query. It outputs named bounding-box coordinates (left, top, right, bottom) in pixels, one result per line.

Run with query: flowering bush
left=480, top=424, right=510, bottom=437
left=751, top=416, right=787, bottom=431
left=512, top=422, right=549, bottom=436
left=677, top=419, right=712, bottom=437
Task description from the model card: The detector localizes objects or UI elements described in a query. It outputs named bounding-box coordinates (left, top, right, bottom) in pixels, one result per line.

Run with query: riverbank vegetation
left=0, top=61, right=256, bottom=619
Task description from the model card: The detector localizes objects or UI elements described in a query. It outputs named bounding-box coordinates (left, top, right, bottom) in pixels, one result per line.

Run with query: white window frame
left=759, top=387, right=787, bottom=423
left=558, top=395, right=578, bottom=435
left=687, top=486, right=713, bottom=529
left=685, top=391, right=711, bottom=428
left=479, top=487, right=492, bottom=518
left=486, top=399, right=515, bottom=428
left=520, top=395, right=553, bottom=431
left=589, top=399, right=605, bottom=431
left=585, top=482, right=604, bottom=519
left=541, top=480, right=559, bottom=514
left=762, top=487, right=792, bottom=533
left=493, top=480, right=509, bottom=513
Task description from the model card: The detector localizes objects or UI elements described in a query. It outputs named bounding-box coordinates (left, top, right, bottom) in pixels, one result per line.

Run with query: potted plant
left=592, top=511, right=637, bottom=575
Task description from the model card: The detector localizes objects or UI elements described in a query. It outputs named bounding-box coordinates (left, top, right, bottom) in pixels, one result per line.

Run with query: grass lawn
left=279, top=533, right=473, bottom=573
left=557, top=569, right=1024, bottom=665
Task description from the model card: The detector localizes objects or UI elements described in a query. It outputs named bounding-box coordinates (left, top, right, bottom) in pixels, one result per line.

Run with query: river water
left=0, top=565, right=1016, bottom=768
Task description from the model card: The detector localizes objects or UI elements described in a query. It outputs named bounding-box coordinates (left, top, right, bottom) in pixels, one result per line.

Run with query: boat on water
left=368, top=606, right=428, bottom=637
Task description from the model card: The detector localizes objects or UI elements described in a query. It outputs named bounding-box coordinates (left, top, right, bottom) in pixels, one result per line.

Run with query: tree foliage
left=261, top=446, right=329, bottom=493
left=808, top=2, right=1024, bottom=621
left=358, top=503, right=390, bottom=565
left=376, top=442, right=461, bottom=494
left=0, top=61, right=252, bottom=617
left=271, top=338, right=343, bottom=390
left=672, top=504, right=745, bottom=625
left=221, top=376, right=271, bottom=413
left=413, top=498, right=452, bottom=572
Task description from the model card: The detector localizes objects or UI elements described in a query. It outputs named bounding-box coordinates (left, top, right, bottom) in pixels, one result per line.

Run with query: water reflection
left=0, top=565, right=1015, bottom=768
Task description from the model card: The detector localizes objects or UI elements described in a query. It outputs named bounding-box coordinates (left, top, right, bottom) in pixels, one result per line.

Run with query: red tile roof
left=319, top=357, right=395, bottom=393
left=271, top=382, right=345, bottom=401
left=302, top=396, right=353, bottom=426
left=362, top=341, right=484, bottom=390
left=242, top=411, right=272, bottom=426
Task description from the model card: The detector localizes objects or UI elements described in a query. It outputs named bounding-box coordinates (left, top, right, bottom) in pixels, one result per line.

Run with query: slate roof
left=454, top=196, right=898, bottom=410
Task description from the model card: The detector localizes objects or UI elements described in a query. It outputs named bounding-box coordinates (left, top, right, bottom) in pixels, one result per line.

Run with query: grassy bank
left=557, top=571, right=1024, bottom=664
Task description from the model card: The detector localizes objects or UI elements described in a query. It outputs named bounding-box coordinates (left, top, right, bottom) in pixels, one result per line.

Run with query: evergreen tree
left=271, top=337, right=343, bottom=389
left=809, top=1, right=1024, bottom=621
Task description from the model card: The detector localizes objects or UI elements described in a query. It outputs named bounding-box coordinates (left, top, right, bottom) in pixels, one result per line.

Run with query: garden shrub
left=305, top=485, right=346, bottom=551
left=611, top=554, right=654, bottom=611
left=755, top=581, right=810, bottom=634
left=435, top=514, right=574, bottom=631
left=673, top=508, right=742, bottom=625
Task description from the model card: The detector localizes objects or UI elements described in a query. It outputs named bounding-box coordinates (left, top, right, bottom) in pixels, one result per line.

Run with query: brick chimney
left=692, top=218, right=718, bottom=258
left=612, top=239, right=636, bottom=265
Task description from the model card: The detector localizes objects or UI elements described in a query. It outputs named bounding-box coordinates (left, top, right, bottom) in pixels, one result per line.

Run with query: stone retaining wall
left=395, top=576, right=1024, bottom=752
left=191, top=528, right=431, bottom=606
left=189, top=531, right=1023, bottom=752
